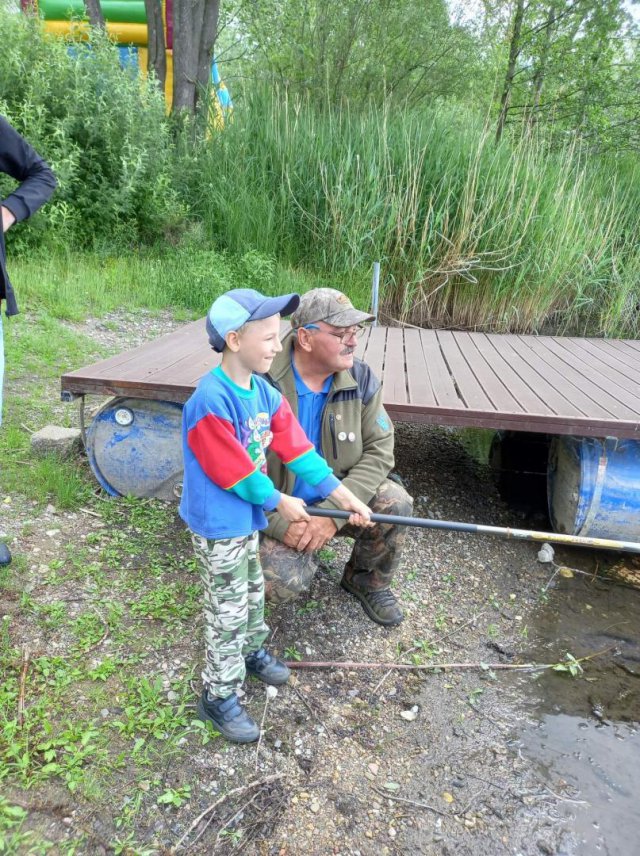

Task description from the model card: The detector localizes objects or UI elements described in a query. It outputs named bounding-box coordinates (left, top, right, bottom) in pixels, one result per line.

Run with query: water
left=518, top=568, right=640, bottom=855
left=457, top=427, right=640, bottom=853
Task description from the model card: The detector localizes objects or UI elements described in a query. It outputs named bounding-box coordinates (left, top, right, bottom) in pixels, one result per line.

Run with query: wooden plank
left=472, top=333, right=555, bottom=414
left=418, top=330, right=463, bottom=408
left=403, top=328, right=437, bottom=406
left=485, top=336, right=585, bottom=416
left=503, top=335, right=609, bottom=417
left=520, top=335, right=639, bottom=421
left=436, top=330, right=494, bottom=410
left=542, top=337, right=640, bottom=415
left=384, top=403, right=640, bottom=438
left=607, top=339, right=640, bottom=358
left=451, top=332, right=524, bottom=413
left=361, top=326, right=387, bottom=381
left=568, top=338, right=640, bottom=387
left=63, top=320, right=206, bottom=382
left=382, top=327, right=408, bottom=403
left=60, top=321, right=640, bottom=440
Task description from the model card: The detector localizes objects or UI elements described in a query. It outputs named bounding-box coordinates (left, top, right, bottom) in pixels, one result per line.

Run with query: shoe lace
left=366, top=588, right=397, bottom=608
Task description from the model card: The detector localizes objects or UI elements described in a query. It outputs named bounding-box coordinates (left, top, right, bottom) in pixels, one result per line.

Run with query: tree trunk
left=527, top=5, right=556, bottom=128
left=173, top=0, right=220, bottom=115
left=496, top=0, right=526, bottom=143
left=144, top=0, right=167, bottom=92
left=83, top=0, right=106, bottom=30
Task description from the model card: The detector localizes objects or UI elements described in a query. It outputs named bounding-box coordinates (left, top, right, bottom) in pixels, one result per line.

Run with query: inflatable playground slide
left=20, top=0, right=232, bottom=115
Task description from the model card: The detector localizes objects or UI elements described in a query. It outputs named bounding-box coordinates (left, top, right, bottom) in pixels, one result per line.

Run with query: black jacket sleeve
left=0, top=116, right=57, bottom=222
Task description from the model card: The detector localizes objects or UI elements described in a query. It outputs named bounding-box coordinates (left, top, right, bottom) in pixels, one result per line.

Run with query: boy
left=179, top=288, right=372, bottom=743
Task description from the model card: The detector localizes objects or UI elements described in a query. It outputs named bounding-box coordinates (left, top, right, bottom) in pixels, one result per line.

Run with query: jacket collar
left=270, top=329, right=357, bottom=392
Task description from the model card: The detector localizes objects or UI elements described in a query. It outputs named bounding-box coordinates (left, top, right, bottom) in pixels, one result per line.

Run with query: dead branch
left=371, top=786, right=447, bottom=816
left=173, top=773, right=285, bottom=852
left=287, top=647, right=614, bottom=673
left=18, top=645, right=31, bottom=728
left=254, top=690, right=271, bottom=772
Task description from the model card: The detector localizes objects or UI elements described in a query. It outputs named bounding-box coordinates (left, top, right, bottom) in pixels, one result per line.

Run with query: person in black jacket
left=0, top=117, right=57, bottom=566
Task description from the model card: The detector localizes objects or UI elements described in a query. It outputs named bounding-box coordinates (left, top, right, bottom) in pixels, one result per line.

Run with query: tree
left=235, top=0, right=483, bottom=106
left=144, top=0, right=167, bottom=92
left=172, top=0, right=221, bottom=114
left=83, top=0, right=105, bottom=31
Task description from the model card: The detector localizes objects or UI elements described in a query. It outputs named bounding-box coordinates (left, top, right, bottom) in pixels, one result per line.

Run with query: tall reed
left=191, top=87, right=640, bottom=336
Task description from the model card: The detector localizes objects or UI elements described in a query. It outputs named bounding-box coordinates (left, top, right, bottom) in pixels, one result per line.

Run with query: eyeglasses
left=302, top=324, right=366, bottom=344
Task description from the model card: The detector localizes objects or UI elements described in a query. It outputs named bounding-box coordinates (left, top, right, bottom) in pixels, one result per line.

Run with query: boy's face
left=233, top=314, right=283, bottom=372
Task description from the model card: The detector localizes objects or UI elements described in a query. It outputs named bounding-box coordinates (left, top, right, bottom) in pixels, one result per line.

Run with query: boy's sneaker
left=0, top=543, right=11, bottom=567
left=245, top=648, right=290, bottom=685
left=197, top=691, right=260, bottom=743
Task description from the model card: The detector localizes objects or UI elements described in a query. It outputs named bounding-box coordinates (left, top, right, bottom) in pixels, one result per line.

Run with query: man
left=261, top=288, right=413, bottom=626
left=0, top=117, right=57, bottom=567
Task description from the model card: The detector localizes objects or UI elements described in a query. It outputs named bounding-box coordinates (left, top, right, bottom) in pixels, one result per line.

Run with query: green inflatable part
left=38, top=0, right=147, bottom=24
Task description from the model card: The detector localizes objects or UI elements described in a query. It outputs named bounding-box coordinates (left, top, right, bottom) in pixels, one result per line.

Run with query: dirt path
left=1, top=312, right=587, bottom=855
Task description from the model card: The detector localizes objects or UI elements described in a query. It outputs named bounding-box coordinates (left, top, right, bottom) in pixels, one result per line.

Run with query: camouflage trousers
left=261, top=478, right=413, bottom=604
left=191, top=531, right=269, bottom=699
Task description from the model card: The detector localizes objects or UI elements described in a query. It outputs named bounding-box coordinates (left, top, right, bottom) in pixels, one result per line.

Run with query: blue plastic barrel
left=548, top=436, right=640, bottom=540
left=86, top=397, right=183, bottom=500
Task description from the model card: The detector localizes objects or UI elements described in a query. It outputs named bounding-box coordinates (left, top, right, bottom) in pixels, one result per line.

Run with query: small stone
left=100, top=708, right=109, bottom=718
left=400, top=706, right=418, bottom=721
left=368, top=763, right=380, bottom=776
left=310, top=802, right=320, bottom=813
left=266, top=685, right=278, bottom=699
left=167, top=691, right=178, bottom=702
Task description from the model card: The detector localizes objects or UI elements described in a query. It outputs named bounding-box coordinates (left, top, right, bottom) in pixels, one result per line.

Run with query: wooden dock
left=61, top=321, right=640, bottom=439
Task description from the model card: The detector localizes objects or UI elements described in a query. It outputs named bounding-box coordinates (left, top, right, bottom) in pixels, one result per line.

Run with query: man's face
left=302, top=320, right=362, bottom=373
left=234, top=314, right=283, bottom=372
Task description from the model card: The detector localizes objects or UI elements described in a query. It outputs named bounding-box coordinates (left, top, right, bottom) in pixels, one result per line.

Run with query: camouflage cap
left=291, top=288, right=375, bottom=329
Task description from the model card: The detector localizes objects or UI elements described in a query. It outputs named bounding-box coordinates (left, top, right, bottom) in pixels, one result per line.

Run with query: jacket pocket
left=329, top=413, right=338, bottom=459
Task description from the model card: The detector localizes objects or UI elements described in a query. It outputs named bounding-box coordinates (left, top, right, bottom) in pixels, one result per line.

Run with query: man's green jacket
left=264, top=331, right=395, bottom=542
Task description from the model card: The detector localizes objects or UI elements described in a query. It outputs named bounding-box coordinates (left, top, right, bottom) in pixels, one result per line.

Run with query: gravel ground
left=1, top=310, right=586, bottom=855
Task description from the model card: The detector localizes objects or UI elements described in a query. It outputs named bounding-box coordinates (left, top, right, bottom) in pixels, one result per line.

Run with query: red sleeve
left=269, top=397, right=315, bottom=464
left=187, top=413, right=258, bottom=488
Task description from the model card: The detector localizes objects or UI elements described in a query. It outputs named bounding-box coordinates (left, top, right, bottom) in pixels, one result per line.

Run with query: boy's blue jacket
left=179, top=367, right=339, bottom=539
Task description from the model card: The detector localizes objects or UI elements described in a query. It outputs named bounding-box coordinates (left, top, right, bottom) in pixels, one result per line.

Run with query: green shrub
left=0, top=9, right=185, bottom=249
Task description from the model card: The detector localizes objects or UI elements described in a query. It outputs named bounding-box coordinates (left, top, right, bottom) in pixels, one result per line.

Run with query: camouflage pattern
left=290, top=287, right=374, bottom=329
left=192, top=531, right=269, bottom=699
left=260, top=478, right=413, bottom=604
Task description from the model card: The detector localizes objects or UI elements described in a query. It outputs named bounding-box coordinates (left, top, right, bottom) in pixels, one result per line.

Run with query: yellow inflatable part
left=138, top=46, right=148, bottom=74
left=43, top=19, right=149, bottom=46
left=165, top=49, right=173, bottom=111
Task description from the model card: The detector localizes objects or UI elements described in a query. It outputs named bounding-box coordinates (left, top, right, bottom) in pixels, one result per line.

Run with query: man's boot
left=0, top=543, right=11, bottom=567
left=341, top=576, right=403, bottom=626
left=197, top=691, right=260, bottom=743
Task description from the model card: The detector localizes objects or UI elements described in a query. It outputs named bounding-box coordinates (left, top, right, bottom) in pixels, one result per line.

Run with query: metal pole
left=307, top=507, right=640, bottom=555
left=371, top=261, right=380, bottom=327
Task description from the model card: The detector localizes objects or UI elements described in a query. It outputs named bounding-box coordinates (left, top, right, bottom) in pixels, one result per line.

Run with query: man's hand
left=283, top=516, right=337, bottom=553
left=1, top=206, right=16, bottom=233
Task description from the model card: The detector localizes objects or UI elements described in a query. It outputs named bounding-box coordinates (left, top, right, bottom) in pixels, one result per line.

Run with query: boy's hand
left=277, top=494, right=311, bottom=524
left=329, top=484, right=374, bottom=528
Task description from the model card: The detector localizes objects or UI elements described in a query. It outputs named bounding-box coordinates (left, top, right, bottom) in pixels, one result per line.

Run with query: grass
left=194, top=87, right=640, bottom=336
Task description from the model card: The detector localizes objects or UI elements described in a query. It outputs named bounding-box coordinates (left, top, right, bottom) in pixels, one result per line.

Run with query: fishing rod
left=307, top=508, right=640, bottom=555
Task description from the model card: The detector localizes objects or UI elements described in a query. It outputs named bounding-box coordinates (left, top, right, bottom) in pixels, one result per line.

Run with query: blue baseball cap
left=206, top=289, right=300, bottom=352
